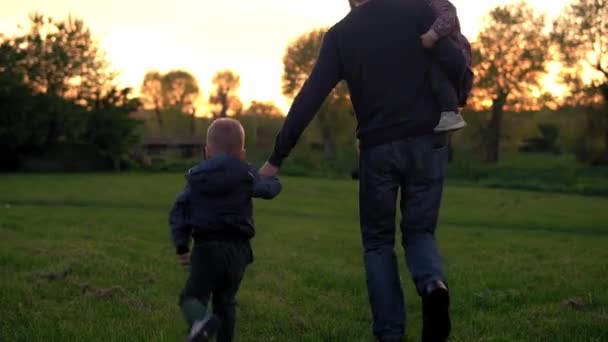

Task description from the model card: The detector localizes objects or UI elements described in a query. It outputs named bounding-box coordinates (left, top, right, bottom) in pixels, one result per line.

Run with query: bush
left=21, top=144, right=114, bottom=172
left=573, top=109, right=606, bottom=164
left=447, top=153, right=608, bottom=197
left=519, top=123, right=561, bottom=154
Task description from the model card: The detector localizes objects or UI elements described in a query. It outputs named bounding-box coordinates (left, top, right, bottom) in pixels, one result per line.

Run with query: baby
left=421, top=0, right=472, bottom=132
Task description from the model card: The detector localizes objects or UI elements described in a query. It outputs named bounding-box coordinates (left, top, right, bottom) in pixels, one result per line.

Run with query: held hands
left=259, top=161, right=280, bottom=178
left=421, top=29, right=439, bottom=49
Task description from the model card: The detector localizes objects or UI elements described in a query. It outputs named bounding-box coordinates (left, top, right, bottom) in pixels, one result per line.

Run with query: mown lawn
left=0, top=173, right=607, bottom=341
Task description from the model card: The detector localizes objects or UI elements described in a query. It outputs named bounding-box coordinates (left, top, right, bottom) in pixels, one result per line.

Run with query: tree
left=283, top=28, right=353, bottom=160
left=162, top=70, right=200, bottom=134
left=209, top=70, right=243, bottom=118
left=140, top=70, right=200, bottom=133
left=471, top=2, right=548, bottom=163
left=5, top=13, right=113, bottom=103
left=243, top=101, right=283, bottom=146
left=1, top=13, right=115, bottom=146
left=84, top=88, right=141, bottom=171
left=161, top=71, right=200, bottom=112
left=140, top=71, right=165, bottom=129
left=553, top=0, right=608, bottom=161
left=245, top=101, right=283, bottom=117
left=1, top=14, right=141, bottom=171
left=0, top=65, right=86, bottom=170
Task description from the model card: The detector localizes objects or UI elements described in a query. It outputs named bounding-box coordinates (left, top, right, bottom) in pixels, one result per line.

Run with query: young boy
left=169, top=118, right=282, bottom=342
left=420, top=0, right=473, bottom=132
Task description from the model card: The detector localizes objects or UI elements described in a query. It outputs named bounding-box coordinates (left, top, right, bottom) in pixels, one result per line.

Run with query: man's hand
left=259, top=161, right=280, bottom=178
left=421, top=30, right=439, bottom=49
left=177, top=253, right=190, bottom=269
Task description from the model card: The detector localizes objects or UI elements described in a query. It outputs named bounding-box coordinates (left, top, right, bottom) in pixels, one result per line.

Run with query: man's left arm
left=267, top=28, right=343, bottom=170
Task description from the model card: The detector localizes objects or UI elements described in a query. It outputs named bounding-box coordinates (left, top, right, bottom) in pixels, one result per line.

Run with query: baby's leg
left=432, top=36, right=467, bottom=85
left=429, top=63, right=459, bottom=113
left=430, top=36, right=466, bottom=112
left=430, top=64, right=467, bottom=132
left=430, top=37, right=468, bottom=131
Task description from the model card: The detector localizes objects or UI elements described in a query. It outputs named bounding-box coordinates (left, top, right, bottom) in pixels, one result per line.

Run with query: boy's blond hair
left=206, top=118, right=246, bottom=157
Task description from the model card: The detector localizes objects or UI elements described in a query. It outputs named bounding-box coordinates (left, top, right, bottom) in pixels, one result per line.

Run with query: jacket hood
left=187, top=154, right=252, bottom=196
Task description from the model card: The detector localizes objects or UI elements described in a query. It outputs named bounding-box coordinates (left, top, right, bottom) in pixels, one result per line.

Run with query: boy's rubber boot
left=188, top=314, right=221, bottom=342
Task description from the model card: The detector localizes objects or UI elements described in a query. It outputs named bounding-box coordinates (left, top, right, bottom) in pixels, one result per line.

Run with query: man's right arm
left=268, top=28, right=343, bottom=168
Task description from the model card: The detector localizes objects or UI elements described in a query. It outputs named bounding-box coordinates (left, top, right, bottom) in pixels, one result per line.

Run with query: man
left=260, top=0, right=466, bottom=340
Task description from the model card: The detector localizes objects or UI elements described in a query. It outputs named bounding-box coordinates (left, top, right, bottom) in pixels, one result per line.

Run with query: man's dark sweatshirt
left=269, top=0, right=463, bottom=167
left=169, top=154, right=282, bottom=255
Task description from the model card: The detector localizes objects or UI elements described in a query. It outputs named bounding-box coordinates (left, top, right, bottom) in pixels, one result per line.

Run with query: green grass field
left=1, top=174, right=607, bottom=341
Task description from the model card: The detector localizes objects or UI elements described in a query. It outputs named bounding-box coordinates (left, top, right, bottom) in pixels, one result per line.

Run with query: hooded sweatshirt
left=169, top=154, right=282, bottom=254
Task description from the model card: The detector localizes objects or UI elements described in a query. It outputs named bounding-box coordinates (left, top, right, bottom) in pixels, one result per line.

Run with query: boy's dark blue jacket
left=169, top=154, right=282, bottom=255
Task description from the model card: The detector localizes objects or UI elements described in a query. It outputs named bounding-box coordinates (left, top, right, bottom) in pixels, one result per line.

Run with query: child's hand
left=421, top=30, right=439, bottom=49
left=259, top=161, right=280, bottom=178
left=177, top=253, right=190, bottom=269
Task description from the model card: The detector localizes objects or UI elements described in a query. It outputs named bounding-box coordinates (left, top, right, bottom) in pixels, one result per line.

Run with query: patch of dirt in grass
left=79, top=283, right=125, bottom=298
left=35, top=267, right=72, bottom=281
left=34, top=266, right=151, bottom=311
left=144, top=273, right=159, bottom=285
left=562, top=295, right=602, bottom=312
left=563, top=297, right=586, bottom=309
left=76, top=283, right=151, bottom=311
left=294, top=316, right=308, bottom=331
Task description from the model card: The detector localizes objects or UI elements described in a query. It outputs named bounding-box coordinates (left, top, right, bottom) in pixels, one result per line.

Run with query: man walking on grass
left=260, top=0, right=467, bottom=340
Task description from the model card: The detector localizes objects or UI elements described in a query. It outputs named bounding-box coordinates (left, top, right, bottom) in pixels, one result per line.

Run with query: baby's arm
left=422, top=0, right=458, bottom=48
left=169, top=184, right=192, bottom=258
left=429, top=0, right=458, bottom=39
left=250, top=167, right=282, bottom=200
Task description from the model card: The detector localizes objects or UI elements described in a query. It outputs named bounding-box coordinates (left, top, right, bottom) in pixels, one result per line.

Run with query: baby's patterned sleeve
left=428, top=0, right=458, bottom=38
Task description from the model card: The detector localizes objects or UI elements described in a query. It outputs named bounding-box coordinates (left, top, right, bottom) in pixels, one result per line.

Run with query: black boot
left=421, top=281, right=451, bottom=342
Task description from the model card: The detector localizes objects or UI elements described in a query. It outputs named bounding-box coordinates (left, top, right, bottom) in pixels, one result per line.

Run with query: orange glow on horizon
left=1, top=0, right=574, bottom=114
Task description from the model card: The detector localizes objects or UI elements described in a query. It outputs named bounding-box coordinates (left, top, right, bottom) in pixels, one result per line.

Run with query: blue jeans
left=359, top=134, right=448, bottom=339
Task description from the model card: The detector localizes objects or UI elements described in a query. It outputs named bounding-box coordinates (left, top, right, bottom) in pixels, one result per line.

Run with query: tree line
left=0, top=14, right=139, bottom=171
left=139, top=69, right=253, bottom=132
left=279, top=0, right=608, bottom=165
left=1, top=0, right=606, bottom=172
left=471, top=0, right=607, bottom=163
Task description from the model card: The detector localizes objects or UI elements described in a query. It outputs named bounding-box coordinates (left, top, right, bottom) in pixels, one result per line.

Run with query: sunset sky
left=1, top=0, right=571, bottom=113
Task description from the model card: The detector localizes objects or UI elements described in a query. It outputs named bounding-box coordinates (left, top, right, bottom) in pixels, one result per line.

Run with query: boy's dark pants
left=430, top=37, right=468, bottom=112
left=179, top=240, right=252, bottom=342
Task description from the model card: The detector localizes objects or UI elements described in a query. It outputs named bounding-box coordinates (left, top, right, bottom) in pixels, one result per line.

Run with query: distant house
left=128, top=110, right=156, bottom=121
left=129, top=110, right=205, bottom=160
left=143, top=137, right=205, bottom=159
